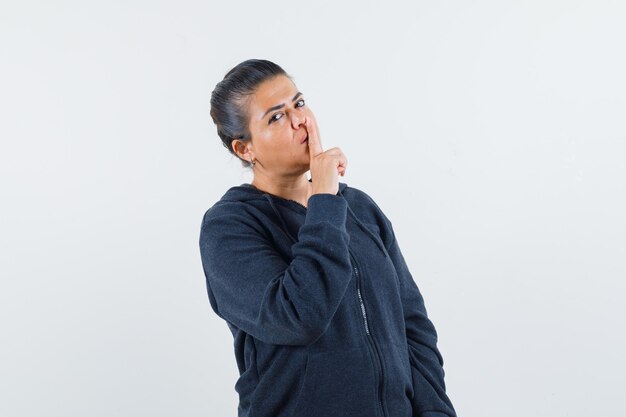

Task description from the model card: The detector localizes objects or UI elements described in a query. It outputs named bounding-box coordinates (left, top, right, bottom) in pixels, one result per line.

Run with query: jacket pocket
left=290, top=346, right=379, bottom=417
left=289, top=353, right=309, bottom=416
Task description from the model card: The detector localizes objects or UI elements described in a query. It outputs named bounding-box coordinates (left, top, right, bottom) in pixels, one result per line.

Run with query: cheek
left=258, top=131, right=291, bottom=156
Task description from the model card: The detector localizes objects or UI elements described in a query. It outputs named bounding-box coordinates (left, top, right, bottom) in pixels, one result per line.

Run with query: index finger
left=305, top=116, right=323, bottom=156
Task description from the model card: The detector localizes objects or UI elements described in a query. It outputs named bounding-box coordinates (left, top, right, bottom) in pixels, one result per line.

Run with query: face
left=234, top=74, right=314, bottom=174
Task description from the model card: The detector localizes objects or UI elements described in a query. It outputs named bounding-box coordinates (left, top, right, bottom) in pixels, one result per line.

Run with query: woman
left=199, top=59, right=457, bottom=417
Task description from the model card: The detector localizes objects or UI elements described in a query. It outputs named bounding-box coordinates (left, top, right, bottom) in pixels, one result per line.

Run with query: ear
left=232, top=139, right=253, bottom=162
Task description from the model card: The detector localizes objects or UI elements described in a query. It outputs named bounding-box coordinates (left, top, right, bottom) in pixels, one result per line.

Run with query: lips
left=300, top=134, right=309, bottom=144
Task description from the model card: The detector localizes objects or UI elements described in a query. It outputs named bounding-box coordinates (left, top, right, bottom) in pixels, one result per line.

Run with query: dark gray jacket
left=199, top=180, right=456, bottom=417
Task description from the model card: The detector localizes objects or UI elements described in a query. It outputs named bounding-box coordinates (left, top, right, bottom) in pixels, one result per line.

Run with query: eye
left=268, top=99, right=306, bottom=125
left=269, top=113, right=282, bottom=124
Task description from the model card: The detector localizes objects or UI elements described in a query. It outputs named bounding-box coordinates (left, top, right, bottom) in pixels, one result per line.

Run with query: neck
left=250, top=173, right=313, bottom=208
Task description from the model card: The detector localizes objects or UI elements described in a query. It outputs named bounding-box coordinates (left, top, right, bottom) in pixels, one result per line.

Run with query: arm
left=385, top=225, right=457, bottom=417
left=199, top=193, right=353, bottom=346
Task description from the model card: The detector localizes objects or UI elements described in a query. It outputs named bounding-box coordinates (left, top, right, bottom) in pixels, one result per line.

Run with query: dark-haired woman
left=199, top=59, right=457, bottom=417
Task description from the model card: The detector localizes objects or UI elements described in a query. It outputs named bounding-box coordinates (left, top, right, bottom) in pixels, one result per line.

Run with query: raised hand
left=305, top=115, right=348, bottom=196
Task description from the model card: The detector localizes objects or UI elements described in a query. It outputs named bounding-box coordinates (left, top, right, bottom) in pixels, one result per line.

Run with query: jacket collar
left=219, top=179, right=387, bottom=257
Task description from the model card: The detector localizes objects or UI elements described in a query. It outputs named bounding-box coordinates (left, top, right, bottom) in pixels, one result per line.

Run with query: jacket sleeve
left=199, top=193, right=353, bottom=346
left=385, top=223, right=457, bottom=417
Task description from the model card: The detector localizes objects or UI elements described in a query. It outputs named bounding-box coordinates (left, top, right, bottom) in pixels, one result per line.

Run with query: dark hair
left=210, top=59, right=293, bottom=168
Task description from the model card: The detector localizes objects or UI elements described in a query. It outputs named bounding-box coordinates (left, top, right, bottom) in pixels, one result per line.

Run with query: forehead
left=248, top=75, right=297, bottom=121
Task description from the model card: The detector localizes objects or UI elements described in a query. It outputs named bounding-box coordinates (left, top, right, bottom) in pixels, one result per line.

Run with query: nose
left=291, top=112, right=305, bottom=129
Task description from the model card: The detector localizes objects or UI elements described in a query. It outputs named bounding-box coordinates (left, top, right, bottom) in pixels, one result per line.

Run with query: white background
left=1, top=1, right=625, bottom=416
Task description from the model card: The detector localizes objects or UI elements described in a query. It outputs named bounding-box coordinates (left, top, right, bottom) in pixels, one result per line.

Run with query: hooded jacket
left=199, top=179, right=456, bottom=417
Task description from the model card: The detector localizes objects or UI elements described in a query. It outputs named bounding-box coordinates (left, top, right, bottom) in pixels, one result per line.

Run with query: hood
left=218, top=179, right=388, bottom=256
left=220, top=178, right=347, bottom=203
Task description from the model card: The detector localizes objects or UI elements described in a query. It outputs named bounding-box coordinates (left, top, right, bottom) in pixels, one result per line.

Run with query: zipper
left=349, top=249, right=387, bottom=417
left=264, top=190, right=386, bottom=415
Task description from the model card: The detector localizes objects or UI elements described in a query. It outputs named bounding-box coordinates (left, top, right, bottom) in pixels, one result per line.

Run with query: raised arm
left=199, top=193, right=353, bottom=346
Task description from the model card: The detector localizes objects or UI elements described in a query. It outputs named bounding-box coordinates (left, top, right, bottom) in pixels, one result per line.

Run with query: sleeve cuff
left=304, top=193, right=348, bottom=230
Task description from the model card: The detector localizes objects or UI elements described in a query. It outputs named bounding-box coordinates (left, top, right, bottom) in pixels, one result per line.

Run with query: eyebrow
left=262, top=92, right=303, bottom=119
